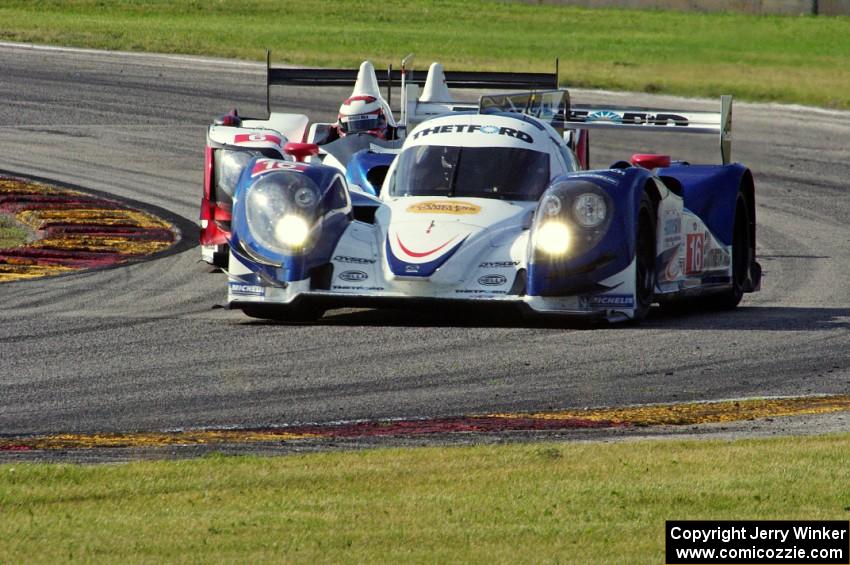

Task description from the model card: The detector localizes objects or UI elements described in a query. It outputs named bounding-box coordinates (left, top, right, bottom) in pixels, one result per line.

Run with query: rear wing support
left=566, top=95, right=734, bottom=165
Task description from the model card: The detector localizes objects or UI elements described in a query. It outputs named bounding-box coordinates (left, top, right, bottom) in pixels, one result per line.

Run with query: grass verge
left=0, top=1, right=849, bottom=108
left=2, top=434, right=849, bottom=563
left=0, top=213, right=30, bottom=249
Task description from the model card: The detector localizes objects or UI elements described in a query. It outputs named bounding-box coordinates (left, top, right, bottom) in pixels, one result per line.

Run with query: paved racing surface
left=0, top=44, right=848, bottom=439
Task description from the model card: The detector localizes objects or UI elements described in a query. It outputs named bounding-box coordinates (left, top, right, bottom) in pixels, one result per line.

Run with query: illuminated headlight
left=573, top=192, right=607, bottom=228
left=244, top=172, right=320, bottom=255
left=274, top=214, right=310, bottom=249
left=535, top=221, right=571, bottom=255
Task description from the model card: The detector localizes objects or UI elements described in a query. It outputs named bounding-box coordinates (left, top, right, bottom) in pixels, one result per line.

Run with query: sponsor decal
left=250, top=159, right=303, bottom=178
left=332, top=285, right=385, bottom=291
left=663, top=255, right=683, bottom=281
left=406, top=200, right=481, bottom=215
left=586, top=110, right=622, bottom=123
left=229, top=283, right=265, bottom=297
left=233, top=133, right=282, bottom=146
left=479, top=260, right=519, bottom=268
left=333, top=255, right=376, bottom=264
left=405, top=265, right=420, bottom=273
left=704, top=247, right=731, bottom=269
left=338, top=270, right=368, bottom=282
left=455, top=289, right=507, bottom=295
left=664, top=217, right=681, bottom=236
left=570, top=110, right=689, bottom=127
left=685, top=233, right=705, bottom=274
left=411, top=123, right=534, bottom=144
left=396, top=234, right=458, bottom=258
left=478, top=274, right=508, bottom=286
left=589, top=294, right=634, bottom=307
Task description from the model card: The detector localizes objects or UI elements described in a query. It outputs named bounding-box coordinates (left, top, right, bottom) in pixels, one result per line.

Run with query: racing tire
left=240, top=303, right=326, bottom=323
left=212, top=246, right=229, bottom=270
left=704, top=193, right=750, bottom=310
left=633, top=192, right=656, bottom=322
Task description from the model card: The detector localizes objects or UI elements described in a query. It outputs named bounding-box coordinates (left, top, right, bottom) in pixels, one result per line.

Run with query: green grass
left=0, top=1, right=849, bottom=108
left=2, top=434, right=849, bottom=563
left=0, top=214, right=30, bottom=249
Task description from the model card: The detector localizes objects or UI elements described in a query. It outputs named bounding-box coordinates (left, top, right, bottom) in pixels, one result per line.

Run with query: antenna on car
left=400, top=53, right=415, bottom=127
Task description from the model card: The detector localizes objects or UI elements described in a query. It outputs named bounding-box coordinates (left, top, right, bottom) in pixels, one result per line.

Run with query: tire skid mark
left=0, top=175, right=176, bottom=281
left=3, top=394, right=849, bottom=452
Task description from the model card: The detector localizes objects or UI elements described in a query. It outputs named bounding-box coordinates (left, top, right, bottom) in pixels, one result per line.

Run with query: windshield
left=479, top=90, right=569, bottom=134
left=389, top=145, right=550, bottom=201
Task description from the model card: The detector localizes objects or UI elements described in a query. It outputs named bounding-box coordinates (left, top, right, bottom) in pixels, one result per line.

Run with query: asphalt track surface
left=1, top=44, right=848, bottom=438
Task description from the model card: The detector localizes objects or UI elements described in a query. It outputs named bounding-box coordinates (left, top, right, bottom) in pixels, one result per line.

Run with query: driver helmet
left=337, top=95, right=388, bottom=139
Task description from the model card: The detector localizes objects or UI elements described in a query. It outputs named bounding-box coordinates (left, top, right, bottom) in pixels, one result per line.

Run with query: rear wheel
left=633, top=193, right=656, bottom=322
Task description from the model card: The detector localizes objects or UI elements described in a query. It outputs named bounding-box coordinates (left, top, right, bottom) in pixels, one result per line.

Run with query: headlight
left=215, top=150, right=257, bottom=198
left=573, top=192, right=607, bottom=228
left=541, top=194, right=563, bottom=216
left=535, top=221, right=571, bottom=255
left=244, top=171, right=321, bottom=255
left=274, top=214, right=310, bottom=249
left=533, top=180, right=613, bottom=260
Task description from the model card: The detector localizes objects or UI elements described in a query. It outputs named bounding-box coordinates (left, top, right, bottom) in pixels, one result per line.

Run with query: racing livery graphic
left=215, top=81, right=760, bottom=323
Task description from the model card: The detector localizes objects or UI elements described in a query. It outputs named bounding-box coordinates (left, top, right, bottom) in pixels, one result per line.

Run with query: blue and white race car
left=225, top=88, right=760, bottom=323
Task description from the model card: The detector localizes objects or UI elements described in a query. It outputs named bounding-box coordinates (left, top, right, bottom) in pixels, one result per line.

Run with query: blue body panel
left=657, top=163, right=748, bottom=245
left=527, top=167, right=651, bottom=296
left=345, top=150, right=396, bottom=196
left=385, top=237, right=468, bottom=278
left=230, top=159, right=351, bottom=282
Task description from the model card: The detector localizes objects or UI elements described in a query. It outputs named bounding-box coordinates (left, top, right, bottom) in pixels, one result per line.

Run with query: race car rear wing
left=479, top=89, right=733, bottom=165
left=399, top=55, right=559, bottom=127
left=567, top=95, right=733, bottom=165
left=265, top=51, right=401, bottom=116
left=265, top=51, right=559, bottom=128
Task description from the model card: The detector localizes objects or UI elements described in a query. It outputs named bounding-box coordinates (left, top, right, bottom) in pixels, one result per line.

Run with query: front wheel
left=633, top=192, right=657, bottom=322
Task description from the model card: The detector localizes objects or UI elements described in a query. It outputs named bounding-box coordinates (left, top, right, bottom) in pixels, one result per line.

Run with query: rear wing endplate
left=567, top=95, right=733, bottom=164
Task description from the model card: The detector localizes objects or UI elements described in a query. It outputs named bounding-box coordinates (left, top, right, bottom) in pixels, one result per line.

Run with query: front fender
left=527, top=167, right=653, bottom=296
left=230, top=160, right=352, bottom=282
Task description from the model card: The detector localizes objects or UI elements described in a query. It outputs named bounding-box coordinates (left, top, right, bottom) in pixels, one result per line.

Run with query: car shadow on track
left=642, top=305, right=850, bottom=332
left=245, top=304, right=597, bottom=330
left=242, top=304, right=850, bottom=331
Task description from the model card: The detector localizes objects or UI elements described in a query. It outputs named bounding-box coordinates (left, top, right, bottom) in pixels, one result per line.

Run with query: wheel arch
left=739, top=167, right=756, bottom=251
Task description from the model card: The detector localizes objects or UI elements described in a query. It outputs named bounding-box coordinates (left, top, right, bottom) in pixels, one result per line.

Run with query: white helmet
left=337, top=95, right=388, bottom=139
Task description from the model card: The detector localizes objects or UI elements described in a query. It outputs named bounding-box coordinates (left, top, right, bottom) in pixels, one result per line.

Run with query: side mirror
left=284, top=142, right=320, bottom=162
left=213, top=108, right=241, bottom=127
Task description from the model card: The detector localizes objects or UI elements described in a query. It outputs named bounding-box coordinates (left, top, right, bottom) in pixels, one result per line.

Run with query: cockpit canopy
left=388, top=145, right=551, bottom=201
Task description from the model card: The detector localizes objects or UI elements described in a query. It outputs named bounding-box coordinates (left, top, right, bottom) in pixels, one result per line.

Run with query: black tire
left=633, top=192, right=657, bottom=322
left=705, top=193, right=749, bottom=310
left=240, top=303, right=325, bottom=323
left=212, top=245, right=229, bottom=270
